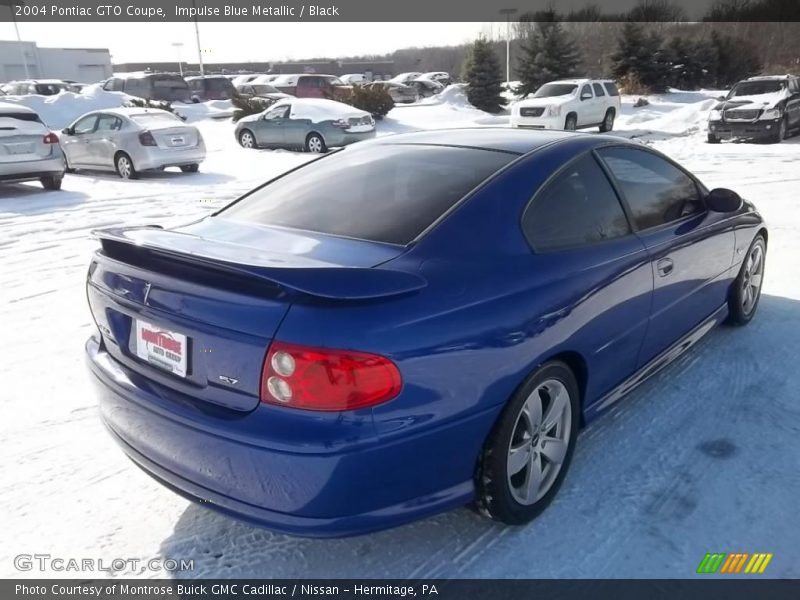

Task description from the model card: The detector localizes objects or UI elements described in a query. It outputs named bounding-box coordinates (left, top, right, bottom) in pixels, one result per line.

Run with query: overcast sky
left=0, top=21, right=497, bottom=63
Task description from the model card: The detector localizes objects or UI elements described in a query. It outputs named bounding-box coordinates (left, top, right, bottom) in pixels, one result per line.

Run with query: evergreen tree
left=611, top=23, right=671, bottom=92
left=516, top=20, right=581, bottom=97
left=462, top=37, right=504, bottom=114
left=710, top=31, right=761, bottom=88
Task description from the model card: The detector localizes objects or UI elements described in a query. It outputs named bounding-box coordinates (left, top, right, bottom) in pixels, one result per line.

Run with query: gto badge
left=218, top=375, right=239, bottom=385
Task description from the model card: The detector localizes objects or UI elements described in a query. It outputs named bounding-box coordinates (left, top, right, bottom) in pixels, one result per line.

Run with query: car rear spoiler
left=93, top=226, right=426, bottom=301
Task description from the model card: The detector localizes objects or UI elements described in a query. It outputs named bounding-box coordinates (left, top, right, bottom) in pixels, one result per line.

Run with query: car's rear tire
left=476, top=361, right=580, bottom=525
left=180, top=164, right=199, bottom=173
left=564, top=114, right=577, bottom=131
left=599, top=108, right=615, bottom=132
left=238, top=129, right=256, bottom=149
left=726, top=234, right=766, bottom=326
left=40, top=175, right=62, bottom=190
left=707, top=133, right=720, bottom=144
left=305, top=132, right=327, bottom=153
left=115, top=152, right=138, bottom=179
left=769, top=116, right=787, bottom=144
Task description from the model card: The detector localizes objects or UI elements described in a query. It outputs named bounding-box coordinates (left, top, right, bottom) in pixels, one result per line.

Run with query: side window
left=96, top=114, right=121, bottom=131
left=604, top=81, right=620, bottom=96
left=523, top=154, right=631, bottom=252
left=592, top=83, right=606, bottom=96
left=72, top=115, right=98, bottom=134
left=580, top=84, right=593, bottom=99
left=302, top=77, right=321, bottom=88
left=597, top=147, right=704, bottom=230
left=264, top=105, right=289, bottom=120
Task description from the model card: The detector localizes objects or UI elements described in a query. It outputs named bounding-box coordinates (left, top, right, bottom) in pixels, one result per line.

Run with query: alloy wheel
left=741, top=242, right=764, bottom=316
left=117, top=156, right=132, bottom=179
left=507, top=379, right=572, bottom=505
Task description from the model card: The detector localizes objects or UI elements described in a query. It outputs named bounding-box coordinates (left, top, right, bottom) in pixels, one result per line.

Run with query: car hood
left=714, top=91, right=786, bottom=111
left=515, top=95, right=574, bottom=108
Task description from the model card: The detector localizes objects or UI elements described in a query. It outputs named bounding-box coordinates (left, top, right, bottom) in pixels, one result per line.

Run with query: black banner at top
left=1, top=0, right=800, bottom=22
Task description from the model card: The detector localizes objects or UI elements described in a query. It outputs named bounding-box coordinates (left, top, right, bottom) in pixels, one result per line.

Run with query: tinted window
left=523, top=154, right=630, bottom=251
left=0, top=111, right=42, bottom=123
left=598, top=147, right=704, bottom=230
left=604, top=82, right=620, bottom=96
left=206, top=78, right=232, bottom=92
left=533, top=83, right=577, bottom=98
left=220, top=144, right=516, bottom=245
left=152, top=76, right=190, bottom=90
left=592, top=83, right=606, bottom=96
left=580, top=85, right=593, bottom=98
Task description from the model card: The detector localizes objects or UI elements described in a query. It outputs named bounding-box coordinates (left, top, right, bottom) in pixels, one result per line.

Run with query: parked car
left=707, top=75, right=800, bottom=144
left=2, top=79, right=69, bottom=96
left=511, top=79, right=621, bottom=132
left=234, top=83, right=291, bottom=102
left=235, top=98, right=375, bottom=153
left=186, top=75, right=236, bottom=102
left=0, top=103, right=65, bottom=190
left=420, top=71, right=451, bottom=85
left=60, top=107, right=205, bottom=179
left=250, top=74, right=281, bottom=85
left=102, top=73, right=191, bottom=103
left=388, top=72, right=423, bottom=85
left=366, top=81, right=419, bottom=104
left=339, top=74, right=368, bottom=85
left=231, top=73, right=269, bottom=86
left=409, top=78, right=444, bottom=98
left=85, top=127, right=766, bottom=537
left=271, top=74, right=351, bottom=100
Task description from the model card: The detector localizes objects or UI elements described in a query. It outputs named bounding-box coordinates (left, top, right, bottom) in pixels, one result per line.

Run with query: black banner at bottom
left=4, top=579, right=800, bottom=600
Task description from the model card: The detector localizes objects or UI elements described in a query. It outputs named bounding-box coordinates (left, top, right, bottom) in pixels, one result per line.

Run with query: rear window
left=0, top=111, right=43, bottom=123
left=152, top=76, right=190, bottom=90
left=206, top=78, right=232, bottom=91
left=129, top=112, right=182, bottom=125
left=220, top=144, right=516, bottom=245
left=603, top=82, right=620, bottom=96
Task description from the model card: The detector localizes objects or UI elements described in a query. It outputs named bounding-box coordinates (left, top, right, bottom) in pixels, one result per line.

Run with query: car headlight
left=760, top=108, right=781, bottom=120
left=708, top=109, right=722, bottom=121
left=546, top=105, right=561, bottom=117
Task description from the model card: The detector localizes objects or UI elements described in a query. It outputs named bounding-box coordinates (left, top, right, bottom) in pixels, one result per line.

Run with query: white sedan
left=60, top=107, right=205, bottom=179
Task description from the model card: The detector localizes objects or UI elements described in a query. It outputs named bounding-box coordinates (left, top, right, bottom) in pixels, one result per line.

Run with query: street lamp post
left=171, top=42, right=185, bottom=76
left=191, top=0, right=204, bottom=75
left=499, top=8, right=518, bottom=87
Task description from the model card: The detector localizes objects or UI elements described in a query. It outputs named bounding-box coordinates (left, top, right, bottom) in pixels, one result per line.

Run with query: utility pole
left=171, top=42, right=184, bottom=76
left=191, top=0, right=204, bottom=75
left=499, top=8, right=518, bottom=87
left=4, top=1, right=31, bottom=79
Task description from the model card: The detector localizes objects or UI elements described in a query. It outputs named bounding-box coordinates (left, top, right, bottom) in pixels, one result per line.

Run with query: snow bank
left=173, top=99, right=234, bottom=122
left=0, top=85, right=129, bottom=129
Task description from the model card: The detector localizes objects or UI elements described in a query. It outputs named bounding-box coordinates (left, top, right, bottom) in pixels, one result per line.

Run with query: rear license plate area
left=134, top=319, right=188, bottom=378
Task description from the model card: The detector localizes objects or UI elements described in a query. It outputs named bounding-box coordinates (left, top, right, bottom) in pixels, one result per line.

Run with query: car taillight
left=139, top=130, right=157, bottom=146
left=332, top=119, right=350, bottom=129
left=260, top=341, right=402, bottom=411
left=43, top=132, right=58, bottom=144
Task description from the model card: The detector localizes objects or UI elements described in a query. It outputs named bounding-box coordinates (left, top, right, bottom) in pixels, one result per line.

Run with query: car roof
left=0, top=102, right=36, bottom=113
left=745, top=75, right=795, bottom=81
left=370, top=128, right=598, bottom=154
left=81, top=107, right=176, bottom=118
left=186, top=75, right=228, bottom=80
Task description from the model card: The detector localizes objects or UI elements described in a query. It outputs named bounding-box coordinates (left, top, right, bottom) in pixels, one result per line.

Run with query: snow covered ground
left=1, top=88, right=799, bottom=579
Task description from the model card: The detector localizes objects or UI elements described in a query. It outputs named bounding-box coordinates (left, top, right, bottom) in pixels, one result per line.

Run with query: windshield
left=219, top=144, right=516, bottom=245
left=130, top=112, right=182, bottom=125
left=253, top=85, right=280, bottom=94
left=534, top=83, right=578, bottom=98
left=729, top=80, right=785, bottom=97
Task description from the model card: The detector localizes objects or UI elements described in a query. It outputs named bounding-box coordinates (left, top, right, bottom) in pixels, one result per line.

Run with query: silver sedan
left=60, top=107, right=206, bottom=179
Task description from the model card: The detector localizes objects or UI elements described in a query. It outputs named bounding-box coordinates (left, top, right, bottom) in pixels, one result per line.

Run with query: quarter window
left=597, top=147, right=704, bottom=230
left=523, top=154, right=631, bottom=251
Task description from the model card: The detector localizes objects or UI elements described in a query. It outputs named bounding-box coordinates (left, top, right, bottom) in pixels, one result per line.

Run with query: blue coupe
left=85, top=129, right=767, bottom=536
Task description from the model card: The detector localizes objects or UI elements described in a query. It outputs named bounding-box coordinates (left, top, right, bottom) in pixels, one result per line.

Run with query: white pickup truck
left=511, top=78, right=621, bottom=132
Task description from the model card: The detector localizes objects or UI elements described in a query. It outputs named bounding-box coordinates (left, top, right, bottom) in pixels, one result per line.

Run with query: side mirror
left=61, top=127, right=73, bottom=136
left=717, top=95, right=726, bottom=101
left=581, top=93, right=592, bottom=101
left=706, top=188, right=743, bottom=213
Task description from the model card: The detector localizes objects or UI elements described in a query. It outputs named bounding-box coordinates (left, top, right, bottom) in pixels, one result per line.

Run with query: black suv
left=708, top=75, right=800, bottom=143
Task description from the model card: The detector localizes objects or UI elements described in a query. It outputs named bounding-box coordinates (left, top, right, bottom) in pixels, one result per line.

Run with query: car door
left=254, top=104, right=289, bottom=147
left=577, top=84, right=595, bottom=127
left=61, top=114, right=98, bottom=166
left=522, top=152, right=652, bottom=406
left=596, top=146, right=736, bottom=367
left=87, top=113, right=123, bottom=168
left=592, top=82, right=609, bottom=122
left=787, top=78, right=800, bottom=128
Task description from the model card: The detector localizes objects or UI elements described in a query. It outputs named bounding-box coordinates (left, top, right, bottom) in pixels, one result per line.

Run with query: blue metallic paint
left=85, top=129, right=766, bottom=536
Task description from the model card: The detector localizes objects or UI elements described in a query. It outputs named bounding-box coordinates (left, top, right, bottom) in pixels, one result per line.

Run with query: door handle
left=657, top=258, right=674, bottom=277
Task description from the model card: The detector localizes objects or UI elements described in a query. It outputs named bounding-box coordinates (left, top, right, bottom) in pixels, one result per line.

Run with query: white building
left=0, top=40, right=112, bottom=83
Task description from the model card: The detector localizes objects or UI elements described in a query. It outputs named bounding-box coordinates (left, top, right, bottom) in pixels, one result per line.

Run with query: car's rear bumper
left=709, top=118, right=781, bottom=140
left=326, top=129, right=376, bottom=147
left=132, top=143, right=206, bottom=171
left=85, top=335, right=479, bottom=537
left=0, top=153, right=65, bottom=182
